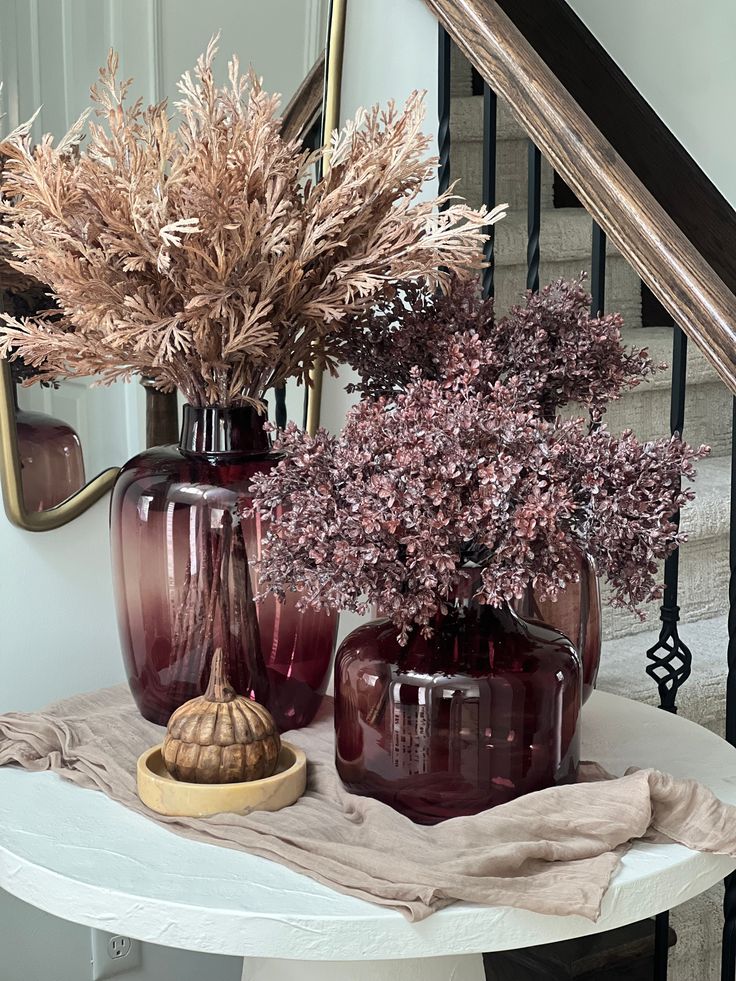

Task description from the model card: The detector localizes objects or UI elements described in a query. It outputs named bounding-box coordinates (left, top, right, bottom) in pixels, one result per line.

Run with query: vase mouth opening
left=449, top=564, right=485, bottom=604
left=179, top=403, right=271, bottom=457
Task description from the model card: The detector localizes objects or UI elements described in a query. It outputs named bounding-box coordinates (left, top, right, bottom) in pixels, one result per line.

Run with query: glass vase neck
left=179, top=404, right=270, bottom=458
left=428, top=567, right=517, bottom=633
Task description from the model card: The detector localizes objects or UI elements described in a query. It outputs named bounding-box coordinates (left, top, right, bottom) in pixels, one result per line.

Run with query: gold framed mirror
left=0, top=360, right=119, bottom=531
left=0, top=0, right=344, bottom=531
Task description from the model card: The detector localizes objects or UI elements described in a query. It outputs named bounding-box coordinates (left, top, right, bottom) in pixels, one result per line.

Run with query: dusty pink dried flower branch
left=336, top=274, right=662, bottom=419
left=250, top=340, right=708, bottom=641
left=337, top=276, right=498, bottom=399
left=0, top=40, right=503, bottom=407
left=496, top=277, right=664, bottom=420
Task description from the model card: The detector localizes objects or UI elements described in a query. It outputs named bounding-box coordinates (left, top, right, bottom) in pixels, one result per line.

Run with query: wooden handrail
left=424, top=0, right=736, bottom=396
left=281, top=50, right=325, bottom=144
left=494, top=0, right=736, bottom=304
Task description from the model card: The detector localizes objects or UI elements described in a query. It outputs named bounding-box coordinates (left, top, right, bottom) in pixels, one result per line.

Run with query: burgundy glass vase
left=110, top=404, right=337, bottom=728
left=16, top=408, right=86, bottom=512
left=515, top=550, right=601, bottom=703
left=335, top=577, right=582, bottom=824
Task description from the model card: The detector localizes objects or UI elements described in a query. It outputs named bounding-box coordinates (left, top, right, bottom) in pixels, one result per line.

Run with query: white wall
left=320, top=0, right=439, bottom=438
left=0, top=2, right=329, bottom=978
left=1, top=890, right=243, bottom=981
left=0, top=497, right=124, bottom=714
left=567, top=0, right=736, bottom=209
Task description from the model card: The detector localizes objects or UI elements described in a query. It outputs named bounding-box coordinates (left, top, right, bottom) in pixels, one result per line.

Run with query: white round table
left=1, top=692, right=735, bottom=981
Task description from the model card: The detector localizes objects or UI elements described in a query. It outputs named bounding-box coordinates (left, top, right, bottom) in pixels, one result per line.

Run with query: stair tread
left=677, top=455, right=729, bottom=537
left=451, top=94, right=526, bottom=142
left=613, top=326, right=721, bottom=390
left=491, top=207, right=624, bottom=264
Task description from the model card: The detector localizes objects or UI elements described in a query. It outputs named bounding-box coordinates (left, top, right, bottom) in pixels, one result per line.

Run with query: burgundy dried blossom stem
left=250, top=342, right=708, bottom=642
left=336, top=274, right=663, bottom=422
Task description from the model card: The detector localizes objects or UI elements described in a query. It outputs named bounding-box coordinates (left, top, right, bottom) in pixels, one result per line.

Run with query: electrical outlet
left=90, top=929, right=142, bottom=980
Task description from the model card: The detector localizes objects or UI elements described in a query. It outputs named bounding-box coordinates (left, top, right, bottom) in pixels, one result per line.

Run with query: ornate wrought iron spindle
left=645, top=327, right=692, bottom=713
left=481, top=82, right=497, bottom=299
left=526, top=142, right=541, bottom=292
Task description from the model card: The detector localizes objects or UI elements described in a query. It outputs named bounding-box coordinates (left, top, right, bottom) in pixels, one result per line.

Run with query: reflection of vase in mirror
left=15, top=408, right=86, bottom=512
left=334, top=575, right=582, bottom=824
left=110, top=405, right=337, bottom=729
left=515, top=550, right=601, bottom=703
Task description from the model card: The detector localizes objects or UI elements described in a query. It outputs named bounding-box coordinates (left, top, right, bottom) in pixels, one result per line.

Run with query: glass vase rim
left=179, top=401, right=272, bottom=458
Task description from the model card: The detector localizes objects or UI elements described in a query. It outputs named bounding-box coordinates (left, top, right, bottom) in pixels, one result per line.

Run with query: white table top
left=0, top=691, right=735, bottom=962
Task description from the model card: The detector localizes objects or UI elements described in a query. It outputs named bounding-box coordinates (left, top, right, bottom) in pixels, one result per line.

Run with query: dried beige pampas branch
left=0, top=39, right=506, bottom=407
left=0, top=91, right=36, bottom=298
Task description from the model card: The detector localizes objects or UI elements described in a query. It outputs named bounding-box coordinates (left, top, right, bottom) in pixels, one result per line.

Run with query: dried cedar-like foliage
left=0, top=121, right=57, bottom=385
left=0, top=40, right=503, bottom=406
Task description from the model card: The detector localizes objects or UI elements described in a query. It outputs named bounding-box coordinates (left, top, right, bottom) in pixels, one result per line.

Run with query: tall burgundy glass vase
left=110, top=404, right=337, bottom=728
left=335, top=575, right=582, bottom=825
left=16, top=407, right=86, bottom=512
left=515, top=549, right=601, bottom=703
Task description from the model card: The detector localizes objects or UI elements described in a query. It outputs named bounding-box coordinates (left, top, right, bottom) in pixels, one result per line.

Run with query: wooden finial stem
left=205, top=648, right=237, bottom=702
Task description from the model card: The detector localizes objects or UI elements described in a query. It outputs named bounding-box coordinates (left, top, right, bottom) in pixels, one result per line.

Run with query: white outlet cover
left=90, top=929, right=142, bottom=980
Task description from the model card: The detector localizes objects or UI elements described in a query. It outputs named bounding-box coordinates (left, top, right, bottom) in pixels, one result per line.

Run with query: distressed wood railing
left=281, top=50, right=325, bottom=145
left=424, top=0, right=736, bottom=399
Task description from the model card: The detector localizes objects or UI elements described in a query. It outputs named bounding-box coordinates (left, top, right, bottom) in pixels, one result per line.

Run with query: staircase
left=450, top=42, right=731, bottom=981
left=450, top=44, right=732, bottom=648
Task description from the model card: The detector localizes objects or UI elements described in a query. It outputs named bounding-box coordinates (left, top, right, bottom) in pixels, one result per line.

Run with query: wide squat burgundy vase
left=335, top=581, right=582, bottom=825
left=110, top=404, right=337, bottom=729
left=16, top=408, right=86, bottom=512
left=516, top=549, right=601, bottom=703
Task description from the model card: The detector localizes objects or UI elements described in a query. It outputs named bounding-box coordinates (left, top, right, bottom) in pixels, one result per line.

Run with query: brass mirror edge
left=306, top=0, right=346, bottom=436
left=0, top=361, right=120, bottom=531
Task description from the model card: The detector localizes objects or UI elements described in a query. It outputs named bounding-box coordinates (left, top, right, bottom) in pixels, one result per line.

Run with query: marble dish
left=137, top=741, right=307, bottom=817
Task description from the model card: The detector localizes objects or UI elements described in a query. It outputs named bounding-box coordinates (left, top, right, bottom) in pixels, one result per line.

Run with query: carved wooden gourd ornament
left=163, top=648, right=281, bottom=784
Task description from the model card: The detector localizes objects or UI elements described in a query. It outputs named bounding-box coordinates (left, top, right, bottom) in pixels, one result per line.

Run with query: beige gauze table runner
left=2, top=685, right=736, bottom=922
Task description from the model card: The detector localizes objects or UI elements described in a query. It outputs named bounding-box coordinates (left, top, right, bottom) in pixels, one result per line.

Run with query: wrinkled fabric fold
left=1, top=685, right=736, bottom=922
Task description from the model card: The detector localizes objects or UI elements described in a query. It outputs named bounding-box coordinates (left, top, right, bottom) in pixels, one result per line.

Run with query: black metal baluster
left=481, top=82, right=497, bottom=299
left=437, top=25, right=451, bottom=208
left=306, top=115, right=323, bottom=155
left=652, top=910, right=670, bottom=981
left=723, top=869, right=736, bottom=981
left=590, top=223, right=606, bottom=315
left=274, top=386, right=287, bottom=430
left=721, top=397, right=736, bottom=981
left=645, top=326, right=692, bottom=712
left=527, top=142, right=542, bottom=292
